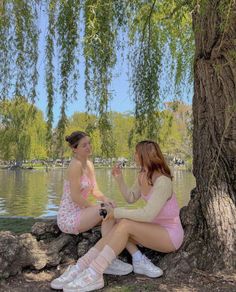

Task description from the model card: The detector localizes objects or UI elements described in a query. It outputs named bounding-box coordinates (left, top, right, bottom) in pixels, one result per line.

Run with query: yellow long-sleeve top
left=113, top=175, right=173, bottom=223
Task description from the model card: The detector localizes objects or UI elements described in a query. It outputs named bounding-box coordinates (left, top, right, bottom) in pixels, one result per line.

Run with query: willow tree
left=0, top=0, right=235, bottom=273
left=181, top=0, right=236, bottom=272
left=0, top=97, right=47, bottom=161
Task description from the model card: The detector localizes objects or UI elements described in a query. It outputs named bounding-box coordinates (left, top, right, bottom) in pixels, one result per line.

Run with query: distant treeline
left=0, top=97, right=192, bottom=164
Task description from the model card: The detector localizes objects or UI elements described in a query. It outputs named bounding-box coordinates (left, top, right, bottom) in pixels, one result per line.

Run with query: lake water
left=0, top=168, right=195, bottom=218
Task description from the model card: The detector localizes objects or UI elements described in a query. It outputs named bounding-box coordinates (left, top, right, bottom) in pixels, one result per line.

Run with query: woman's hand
left=112, top=164, right=122, bottom=178
left=103, top=197, right=116, bottom=208
left=102, top=204, right=114, bottom=222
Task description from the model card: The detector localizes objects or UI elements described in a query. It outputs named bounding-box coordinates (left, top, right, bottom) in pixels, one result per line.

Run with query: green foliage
left=63, top=106, right=192, bottom=160
left=0, top=97, right=191, bottom=161
left=0, top=0, right=198, bottom=157
left=56, top=0, right=81, bottom=156
left=0, top=97, right=47, bottom=161
left=0, top=0, right=39, bottom=101
left=45, top=0, right=57, bottom=157
left=83, top=0, right=118, bottom=156
left=0, top=1, right=12, bottom=98
left=159, top=101, right=192, bottom=160
left=112, top=113, right=135, bottom=159
left=129, top=1, right=161, bottom=139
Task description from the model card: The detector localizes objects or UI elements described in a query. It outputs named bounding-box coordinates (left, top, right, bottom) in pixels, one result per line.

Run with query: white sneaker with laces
left=104, top=258, right=133, bottom=275
left=63, top=268, right=104, bottom=292
left=133, top=255, right=163, bottom=278
left=50, top=265, right=82, bottom=290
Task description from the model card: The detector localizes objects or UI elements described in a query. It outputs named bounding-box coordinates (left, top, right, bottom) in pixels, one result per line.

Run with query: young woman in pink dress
left=51, top=131, right=133, bottom=290
left=57, top=131, right=114, bottom=235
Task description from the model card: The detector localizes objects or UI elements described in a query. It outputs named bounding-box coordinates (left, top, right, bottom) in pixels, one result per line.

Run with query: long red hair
left=135, top=140, right=172, bottom=185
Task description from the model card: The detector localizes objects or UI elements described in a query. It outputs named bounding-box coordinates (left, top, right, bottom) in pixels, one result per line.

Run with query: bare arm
left=88, top=161, right=105, bottom=200
left=67, top=160, right=92, bottom=208
left=114, top=176, right=173, bottom=222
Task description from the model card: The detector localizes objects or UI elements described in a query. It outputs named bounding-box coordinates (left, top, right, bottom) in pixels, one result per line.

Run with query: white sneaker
left=50, top=265, right=82, bottom=290
left=63, top=268, right=104, bottom=292
left=133, top=255, right=163, bottom=278
left=104, top=258, right=133, bottom=275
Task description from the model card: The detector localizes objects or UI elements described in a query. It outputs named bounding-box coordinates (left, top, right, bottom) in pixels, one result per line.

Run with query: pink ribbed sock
left=90, top=245, right=116, bottom=275
left=76, top=247, right=99, bottom=270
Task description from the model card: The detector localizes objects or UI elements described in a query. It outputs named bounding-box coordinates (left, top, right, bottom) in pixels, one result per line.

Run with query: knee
left=116, top=219, right=131, bottom=233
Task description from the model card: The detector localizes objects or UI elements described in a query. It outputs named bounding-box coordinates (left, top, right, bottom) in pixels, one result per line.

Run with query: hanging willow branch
left=45, top=0, right=57, bottom=157
left=56, top=0, right=80, bottom=157
left=0, top=0, right=194, bottom=157
left=131, top=0, right=161, bottom=140
left=13, top=0, right=39, bottom=102
left=83, top=0, right=118, bottom=157
left=0, top=1, right=12, bottom=99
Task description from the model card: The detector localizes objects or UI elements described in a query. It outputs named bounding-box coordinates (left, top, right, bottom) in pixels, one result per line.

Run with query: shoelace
left=143, top=256, right=150, bottom=263
left=142, top=256, right=154, bottom=267
left=60, top=266, right=78, bottom=280
left=69, top=270, right=95, bottom=287
left=77, top=273, right=94, bottom=286
left=113, top=259, right=122, bottom=266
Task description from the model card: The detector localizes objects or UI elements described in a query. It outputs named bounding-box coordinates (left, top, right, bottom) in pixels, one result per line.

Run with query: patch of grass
left=0, top=217, right=38, bottom=234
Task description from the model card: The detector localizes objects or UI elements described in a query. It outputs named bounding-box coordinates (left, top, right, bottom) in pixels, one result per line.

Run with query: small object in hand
left=99, top=209, right=107, bottom=218
left=100, top=203, right=105, bottom=208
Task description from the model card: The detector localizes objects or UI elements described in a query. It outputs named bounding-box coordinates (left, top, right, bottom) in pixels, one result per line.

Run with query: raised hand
left=112, top=164, right=122, bottom=178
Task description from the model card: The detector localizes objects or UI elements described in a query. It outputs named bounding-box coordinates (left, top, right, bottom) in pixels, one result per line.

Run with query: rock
left=0, top=221, right=84, bottom=279
left=0, top=231, right=23, bottom=278
left=0, top=220, right=171, bottom=280
left=31, top=220, right=60, bottom=240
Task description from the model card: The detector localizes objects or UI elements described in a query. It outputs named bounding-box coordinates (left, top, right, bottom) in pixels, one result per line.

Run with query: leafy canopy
left=0, top=0, right=195, bottom=156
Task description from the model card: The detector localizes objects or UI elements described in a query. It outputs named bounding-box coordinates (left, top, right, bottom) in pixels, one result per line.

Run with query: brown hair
left=65, top=131, right=89, bottom=148
left=135, top=140, right=172, bottom=185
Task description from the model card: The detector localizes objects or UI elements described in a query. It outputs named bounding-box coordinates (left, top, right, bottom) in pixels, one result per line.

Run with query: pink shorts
left=162, top=223, right=184, bottom=250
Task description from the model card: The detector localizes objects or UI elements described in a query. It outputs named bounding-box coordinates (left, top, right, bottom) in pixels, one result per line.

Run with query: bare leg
left=62, top=221, right=173, bottom=291
left=78, top=207, right=139, bottom=255
left=101, top=218, right=116, bottom=237
left=94, top=219, right=175, bottom=255
left=101, top=218, right=138, bottom=255
left=78, top=205, right=102, bottom=233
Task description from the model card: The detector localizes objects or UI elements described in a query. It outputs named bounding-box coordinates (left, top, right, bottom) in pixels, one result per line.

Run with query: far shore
left=0, top=164, right=191, bottom=171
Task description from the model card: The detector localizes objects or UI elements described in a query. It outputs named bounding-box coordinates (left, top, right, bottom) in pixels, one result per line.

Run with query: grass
left=0, top=217, right=40, bottom=234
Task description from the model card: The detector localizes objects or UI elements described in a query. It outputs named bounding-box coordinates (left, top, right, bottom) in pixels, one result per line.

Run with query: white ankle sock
left=132, top=250, right=142, bottom=262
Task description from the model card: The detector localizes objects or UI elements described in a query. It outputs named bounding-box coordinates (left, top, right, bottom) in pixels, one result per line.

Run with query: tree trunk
left=161, top=1, right=236, bottom=274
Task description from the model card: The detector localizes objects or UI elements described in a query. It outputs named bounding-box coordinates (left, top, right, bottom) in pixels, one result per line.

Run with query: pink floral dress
left=57, top=175, right=95, bottom=234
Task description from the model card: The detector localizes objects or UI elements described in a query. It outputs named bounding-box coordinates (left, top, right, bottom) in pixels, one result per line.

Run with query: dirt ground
left=0, top=265, right=235, bottom=292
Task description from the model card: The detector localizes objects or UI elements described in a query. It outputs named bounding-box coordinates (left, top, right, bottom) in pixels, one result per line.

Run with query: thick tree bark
left=161, top=1, right=236, bottom=274
left=191, top=0, right=236, bottom=271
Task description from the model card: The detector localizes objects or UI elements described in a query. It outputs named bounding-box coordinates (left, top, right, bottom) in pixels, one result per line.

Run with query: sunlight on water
left=0, top=168, right=195, bottom=218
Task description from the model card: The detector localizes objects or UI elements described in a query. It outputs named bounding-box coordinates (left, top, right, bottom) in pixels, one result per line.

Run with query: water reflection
left=0, top=168, right=195, bottom=218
